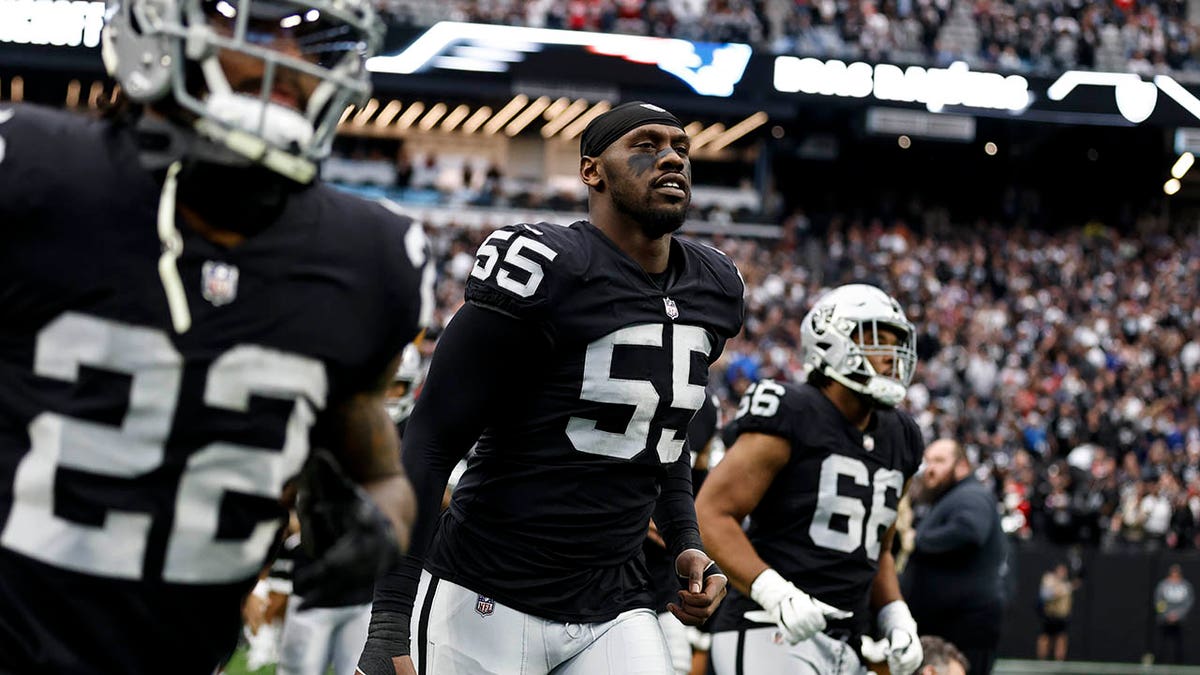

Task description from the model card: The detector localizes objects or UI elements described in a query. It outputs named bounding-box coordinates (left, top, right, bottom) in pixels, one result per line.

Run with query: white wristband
left=876, top=600, right=917, bottom=634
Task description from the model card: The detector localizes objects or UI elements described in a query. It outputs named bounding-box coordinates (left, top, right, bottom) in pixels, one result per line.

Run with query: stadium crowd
left=414, top=209, right=1200, bottom=552
left=376, top=0, right=1200, bottom=76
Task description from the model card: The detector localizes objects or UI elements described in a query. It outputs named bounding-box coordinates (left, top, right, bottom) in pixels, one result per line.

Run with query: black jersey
left=711, top=381, right=923, bottom=637
left=0, top=104, right=430, bottom=673
left=423, top=221, right=744, bottom=623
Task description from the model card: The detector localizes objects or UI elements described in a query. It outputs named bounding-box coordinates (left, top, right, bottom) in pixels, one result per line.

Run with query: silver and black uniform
left=0, top=103, right=430, bottom=674
left=367, top=221, right=744, bottom=661
left=710, top=380, right=923, bottom=645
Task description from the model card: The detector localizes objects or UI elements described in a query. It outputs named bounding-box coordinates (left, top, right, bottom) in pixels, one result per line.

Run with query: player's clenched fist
left=668, top=549, right=729, bottom=626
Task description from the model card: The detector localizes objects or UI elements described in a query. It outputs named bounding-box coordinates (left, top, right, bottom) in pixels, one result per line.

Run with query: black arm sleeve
left=654, top=440, right=704, bottom=562
left=361, top=303, right=550, bottom=665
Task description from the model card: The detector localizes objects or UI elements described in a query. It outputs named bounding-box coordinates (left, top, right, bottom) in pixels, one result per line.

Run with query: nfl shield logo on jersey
left=475, top=595, right=495, bottom=617
left=663, top=297, right=679, bottom=320
left=201, top=261, right=239, bottom=306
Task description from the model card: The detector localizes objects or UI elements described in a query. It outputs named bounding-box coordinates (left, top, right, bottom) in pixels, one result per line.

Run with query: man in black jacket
left=902, top=439, right=1007, bottom=675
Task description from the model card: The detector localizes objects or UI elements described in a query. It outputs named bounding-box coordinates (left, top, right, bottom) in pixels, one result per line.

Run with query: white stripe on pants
left=408, top=570, right=675, bottom=674
left=278, top=601, right=371, bottom=675
left=710, top=627, right=868, bottom=675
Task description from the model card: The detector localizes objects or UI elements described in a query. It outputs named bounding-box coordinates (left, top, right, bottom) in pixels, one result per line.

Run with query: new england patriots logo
left=367, top=23, right=752, bottom=98
left=475, top=595, right=495, bottom=617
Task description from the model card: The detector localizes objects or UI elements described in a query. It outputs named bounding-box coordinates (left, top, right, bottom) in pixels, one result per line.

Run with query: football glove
left=293, top=449, right=400, bottom=609
left=744, top=569, right=852, bottom=644
left=866, top=600, right=921, bottom=675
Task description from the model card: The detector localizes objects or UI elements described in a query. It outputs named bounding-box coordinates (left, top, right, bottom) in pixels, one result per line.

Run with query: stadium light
left=542, top=98, right=570, bottom=121
left=394, top=102, right=426, bottom=131
left=1171, top=152, right=1194, bottom=180
left=418, top=103, right=448, bottom=131
left=541, top=99, right=589, bottom=138
left=1164, top=178, right=1181, bottom=195
left=461, top=107, right=493, bottom=134
left=351, top=98, right=380, bottom=126
left=561, top=101, right=612, bottom=141
left=706, top=112, right=769, bottom=151
left=505, top=96, right=552, bottom=136
left=373, top=100, right=403, bottom=128
left=86, top=81, right=104, bottom=108
left=483, top=95, right=529, bottom=136
left=440, top=104, right=471, bottom=133
left=690, top=123, right=726, bottom=151
left=65, top=79, right=80, bottom=108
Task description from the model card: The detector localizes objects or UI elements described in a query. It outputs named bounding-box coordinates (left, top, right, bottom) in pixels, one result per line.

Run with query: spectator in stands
left=903, top=439, right=1007, bottom=675
left=1142, top=472, right=1175, bottom=551
left=1153, top=564, right=1194, bottom=665
left=918, top=635, right=969, bottom=675
left=1036, top=563, right=1077, bottom=661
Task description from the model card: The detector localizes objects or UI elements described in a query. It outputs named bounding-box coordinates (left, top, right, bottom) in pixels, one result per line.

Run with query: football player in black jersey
left=0, top=0, right=432, bottom=672
left=697, top=284, right=925, bottom=675
left=359, top=102, right=745, bottom=675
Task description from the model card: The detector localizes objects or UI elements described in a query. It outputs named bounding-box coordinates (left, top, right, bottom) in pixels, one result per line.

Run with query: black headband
left=580, top=101, right=683, bottom=158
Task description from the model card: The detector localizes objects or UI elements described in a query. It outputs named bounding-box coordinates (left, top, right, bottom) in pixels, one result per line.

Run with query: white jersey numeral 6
left=809, top=455, right=904, bottom=559
left=735, top=379, right=785, bottom=419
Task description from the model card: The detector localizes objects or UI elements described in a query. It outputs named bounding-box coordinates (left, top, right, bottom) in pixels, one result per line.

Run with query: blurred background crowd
left=372, top=0, right=1200, bottom=77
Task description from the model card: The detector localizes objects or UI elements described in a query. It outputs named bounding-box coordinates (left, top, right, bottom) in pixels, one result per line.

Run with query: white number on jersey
left=0, top=312, right=328, bottom=583
left=735, top=379, right=785, bottom=419
left=809, top=455, right=905, bottom=558
left=470, top=229, right=558, bottom=298
left=566, top=323, right=712, bottom=463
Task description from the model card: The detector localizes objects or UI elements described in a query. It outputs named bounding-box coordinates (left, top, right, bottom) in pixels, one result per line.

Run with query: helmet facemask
left=103, top=0, right=380, bottom=183
left=385, top=344, right=423, bottom=424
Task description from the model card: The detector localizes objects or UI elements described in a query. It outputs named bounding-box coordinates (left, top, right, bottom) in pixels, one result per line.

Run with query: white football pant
left=711, top=626, right=869, bottom=675
left=278, top=601, right=371, bottom=675
left=409, top=570, right=674, bottom=674
left=658, top=611, right=692, bottom=675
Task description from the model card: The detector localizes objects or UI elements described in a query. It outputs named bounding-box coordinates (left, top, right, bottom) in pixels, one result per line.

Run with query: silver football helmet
left=101, top=0, right=381, bottom=183
left=385, top=343, right=423, bottom=424
left=801, top=284, right=917, bottom=408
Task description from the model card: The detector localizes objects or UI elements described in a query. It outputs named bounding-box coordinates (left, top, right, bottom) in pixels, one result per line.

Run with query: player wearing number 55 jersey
left=697, top=284, right=925, bottom=675
left=360, top=102, right=744, bottom=675
left=0, top=0, right=432, bottom=671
